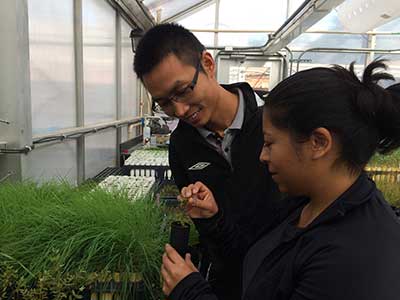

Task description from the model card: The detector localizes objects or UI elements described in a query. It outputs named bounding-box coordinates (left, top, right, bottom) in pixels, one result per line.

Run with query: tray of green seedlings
left=367, top=149, right=400, bottom=170
left=0, top=181, right=169, bottom=300
left=124, top=148, right=169, bottom=167
left=98, top=175, right=156, bottom=201
left=375, top=180, right=400, bottom=208
left=366, top=149, right=400, bottom=211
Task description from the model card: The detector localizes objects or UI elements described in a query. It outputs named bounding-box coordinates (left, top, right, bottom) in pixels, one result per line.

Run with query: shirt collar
left=197, top=126, right=212, bottom=139
left=230, top=88, right=245, bottom=130
left=197, top=88, right=245, bottom=138
left=282, top=173, right=375, bottom=242
left=307, top=172, right=375, bottom=229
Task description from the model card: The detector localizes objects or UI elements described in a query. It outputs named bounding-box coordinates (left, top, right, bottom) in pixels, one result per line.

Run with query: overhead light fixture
left=130, top=29, right=143, bottom=53
left=336, top=0, right=400, bottom=32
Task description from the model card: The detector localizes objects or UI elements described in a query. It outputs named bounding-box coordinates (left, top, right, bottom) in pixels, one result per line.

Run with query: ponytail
left=378, top=82, right=400, bottom=154
left=353, top=60, right=400, bottom=154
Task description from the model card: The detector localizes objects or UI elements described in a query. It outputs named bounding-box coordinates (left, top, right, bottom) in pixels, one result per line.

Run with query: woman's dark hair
left=134, top=23, right=205, bottom=80
left=264, top=60, right=400, bottom=174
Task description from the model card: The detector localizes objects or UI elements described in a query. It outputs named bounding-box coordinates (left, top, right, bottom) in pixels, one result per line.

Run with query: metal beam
left=295, top=47, right=400, bottom=72
left=0, top=0, right=32, bottom=181
left=213, top=0, right=220, bottom=48
left=33, top=118, right=142, bottom=143
left=365, top=34, right=377, bottom=66
left=188, top=29, right=400, bottom=35
left=116, top=12, right=122, bottom=167
left=111, top=0, right=155, bottom=30
left=74, top=0, right=86, bottom=184
left=0, top=119, right=142, bottom=156
left=262, top=0, right=345, bottom=54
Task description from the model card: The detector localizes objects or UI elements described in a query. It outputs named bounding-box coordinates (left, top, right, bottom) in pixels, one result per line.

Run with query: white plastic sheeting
left=83, top=0, right=117, bottom=125
left=28, top=0, right=76, bottom=135
left=85, top=130, right=117, bottom=180
left=23, top=140, right=78, bottom=185
left=121, top=18, right=137, bottom=120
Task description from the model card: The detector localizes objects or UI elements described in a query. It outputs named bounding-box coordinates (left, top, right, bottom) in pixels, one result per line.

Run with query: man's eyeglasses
left=152, top=58, right=201, bottom=113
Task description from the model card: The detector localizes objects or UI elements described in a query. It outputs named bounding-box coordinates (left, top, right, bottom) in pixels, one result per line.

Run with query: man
left=134, top=23, right=282, bottom=300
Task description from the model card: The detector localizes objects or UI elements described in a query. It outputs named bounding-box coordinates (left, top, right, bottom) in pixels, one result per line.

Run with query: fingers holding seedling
left=178, top=182, right=218, bottom=218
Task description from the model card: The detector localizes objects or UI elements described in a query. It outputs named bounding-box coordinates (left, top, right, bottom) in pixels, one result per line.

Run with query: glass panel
left=375, top=16, right=400, bottom=31
left=375, top=18, right=400, bottom=50
left=179, top=4, right=215, bottom=47
left=85, top=129, right=117, bottom=179
left=291, top=51, right=366, bottom=74
left=192, top=32, right=215, bottom=48
left=289, top=11, right=368, bottom=50
left=289, top=33, right=367, bottom=50
left=288, top=0, right=307, bottom=16
left=120, top=125, right=138, bottom=143
left=219, top=0, right=286, bottom=30
left=289, top=10, right=368, bottom=71
left=143, top=0, right=209, bottom=21
left=121, top=18, right=137, bottom=119
left=308, top=9, right=345, bottom=31
left=83, top=0, right=116, bottom=125
left=28, top=0, right=76, bottom=135
left=179, top=4, right=215, bottom=29
left=218, top=33, right=268, bottom=47
left=375, top=35, right=400, bottom=49
left=121, top=126, right=129, bottom=143
left=23, top=140, right=77, bottom=185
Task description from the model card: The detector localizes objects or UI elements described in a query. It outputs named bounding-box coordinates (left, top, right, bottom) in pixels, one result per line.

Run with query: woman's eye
left=264, top=142, right=272, bottom=148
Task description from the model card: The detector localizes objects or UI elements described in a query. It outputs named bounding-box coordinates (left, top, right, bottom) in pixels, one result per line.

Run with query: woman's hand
left=161, top=244, right=198, bottom=296
left=179, top=181, right=219, bottom=219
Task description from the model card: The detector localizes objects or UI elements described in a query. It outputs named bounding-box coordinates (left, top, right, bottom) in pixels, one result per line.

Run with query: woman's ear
left=201, top=51, right=216, bottom=78
left=309, top=127, right=332, bottom=160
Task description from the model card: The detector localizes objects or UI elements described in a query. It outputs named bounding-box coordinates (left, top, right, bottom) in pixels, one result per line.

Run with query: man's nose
left=173, top=101, right=190, bottom=118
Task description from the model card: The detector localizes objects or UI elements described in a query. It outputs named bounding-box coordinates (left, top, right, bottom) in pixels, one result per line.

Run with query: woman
left=161, top=60, right=400, bottom=300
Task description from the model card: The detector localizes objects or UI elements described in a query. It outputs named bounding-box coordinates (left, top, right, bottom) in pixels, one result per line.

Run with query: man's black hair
left=134, top=23, right=205, bottom=80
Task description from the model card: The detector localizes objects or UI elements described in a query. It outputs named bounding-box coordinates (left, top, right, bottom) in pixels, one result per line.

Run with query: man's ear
left=201, top=51, right=216, bottom=78
left=309, top=127, right=332, bottom=160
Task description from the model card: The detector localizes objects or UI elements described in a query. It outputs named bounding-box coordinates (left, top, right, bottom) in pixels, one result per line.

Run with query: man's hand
left=161, top=244, right=198, bottom=296
left=179, top=181, right=218, bottom=219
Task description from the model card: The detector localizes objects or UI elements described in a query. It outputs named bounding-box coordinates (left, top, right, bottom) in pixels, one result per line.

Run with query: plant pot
left=169, top=221, right=190, bottom=257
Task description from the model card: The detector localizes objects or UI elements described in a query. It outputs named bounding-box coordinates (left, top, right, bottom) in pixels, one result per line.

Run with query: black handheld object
left=169, top=222, right=190, bottom=257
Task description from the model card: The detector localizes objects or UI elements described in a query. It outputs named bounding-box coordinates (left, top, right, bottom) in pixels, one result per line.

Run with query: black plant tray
left=89, top=165, right=171, bottom=183
left=154, top=178, right=180, bottom=207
